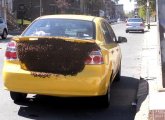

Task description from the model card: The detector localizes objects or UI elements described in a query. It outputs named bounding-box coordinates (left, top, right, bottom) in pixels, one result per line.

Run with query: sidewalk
left=135, top=22, right=165, bottom=120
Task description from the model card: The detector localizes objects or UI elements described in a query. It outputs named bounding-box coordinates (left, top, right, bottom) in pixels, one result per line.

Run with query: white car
left=117, top=18, right=122, bottom=23
left=0, top=17, right=8, bottom=39
left=126, top=18, right=145, bottom=33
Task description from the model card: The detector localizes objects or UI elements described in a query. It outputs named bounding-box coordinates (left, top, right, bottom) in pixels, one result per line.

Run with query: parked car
left=0, top=17, right=8, bottom=39
left=126, top=18, right=145, bottom=33
left=117, top=18, right=122, bottom=23
left=108, top=18, right=117, bottom=24
left=3, top=15, right=127, bottom=107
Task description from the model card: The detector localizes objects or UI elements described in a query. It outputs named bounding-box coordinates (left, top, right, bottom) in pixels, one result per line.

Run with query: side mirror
left=117, top=36, right=127, bottom=43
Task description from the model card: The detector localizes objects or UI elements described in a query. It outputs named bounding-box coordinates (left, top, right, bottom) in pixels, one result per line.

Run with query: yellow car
left=3, top=15, right=127, bottom=107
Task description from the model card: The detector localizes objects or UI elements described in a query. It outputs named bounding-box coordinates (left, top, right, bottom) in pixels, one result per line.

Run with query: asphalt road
left=0, top=23, right=145, bottom=120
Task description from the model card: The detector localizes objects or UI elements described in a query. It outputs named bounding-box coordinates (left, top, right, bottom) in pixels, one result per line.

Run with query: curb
left=135, top=79, right=149, bottom=120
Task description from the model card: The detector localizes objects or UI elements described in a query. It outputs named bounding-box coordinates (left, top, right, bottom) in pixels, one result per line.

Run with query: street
left=0, top=23, right=144, bottom=120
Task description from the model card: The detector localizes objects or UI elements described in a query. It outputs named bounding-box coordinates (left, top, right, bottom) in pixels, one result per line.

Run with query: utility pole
left=3, top=0, right=7, bottom=24
left=104, top=0, right=107, bottom=18
left=146, top=0, right=150, bottom=29
left=40, top=0, right=43, bottom=16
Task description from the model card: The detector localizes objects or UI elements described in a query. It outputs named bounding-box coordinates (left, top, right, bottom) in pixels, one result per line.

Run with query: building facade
left=104, top=0, right=116, bottom=19
left=1, top=0, right=119, bottom=27
left=1, top=0, right=118, bottom=21
left=12, top=0, right=83, bottom=21
left=115, top=4, right=124, bottom=19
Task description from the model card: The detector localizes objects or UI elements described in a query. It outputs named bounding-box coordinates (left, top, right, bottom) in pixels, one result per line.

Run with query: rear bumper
left=126, top=26, right=144, bottom=31
left=3, top=61, right=112, bottom=97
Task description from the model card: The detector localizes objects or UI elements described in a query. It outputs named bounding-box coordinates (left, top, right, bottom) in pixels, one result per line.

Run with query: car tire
left=99, top=85, right=111, bottom=108
left=141, top=30, right=144, bottom=33
left=114, top=65, right=121, bottom=82
left=1, top=30, right=7, bottom=39
left=126, top=30, right=129, bottom=33
left=10, top=91, right=27, bottom=102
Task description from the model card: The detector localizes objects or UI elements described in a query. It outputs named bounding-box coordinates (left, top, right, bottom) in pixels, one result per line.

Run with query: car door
left=104, top=21, right=122, bottom=73
left=100, top=20, right=119, bottom=77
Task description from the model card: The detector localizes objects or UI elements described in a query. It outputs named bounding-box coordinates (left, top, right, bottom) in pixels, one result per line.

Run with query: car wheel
left=1, top=30, right=7, bottom=39
left=126, top=30, right=129, bottom=33
left=10, top=91, right=27, bottom=102
left=98, top=86, right=111, bottom=108
left=114, top=65, right=121, bottom=82
left=141, top=30, right=144, bottom=33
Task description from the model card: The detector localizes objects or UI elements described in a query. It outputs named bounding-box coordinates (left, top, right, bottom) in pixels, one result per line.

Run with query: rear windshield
left=128, top=18, right=143, bottom=22
left=22, top=19, right=95, bottom=40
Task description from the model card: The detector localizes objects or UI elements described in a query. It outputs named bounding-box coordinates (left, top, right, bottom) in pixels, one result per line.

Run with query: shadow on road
left=16, top=76, right=139, bottom=120
left=136, top=78, right=149, bottom=112
left=128, top=30, right=149, bottom=34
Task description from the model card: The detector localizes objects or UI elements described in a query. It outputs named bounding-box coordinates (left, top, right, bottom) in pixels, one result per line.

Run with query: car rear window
left=22, top=19, right=95, bottom=40
left=128, top=18, right=143, bottom=22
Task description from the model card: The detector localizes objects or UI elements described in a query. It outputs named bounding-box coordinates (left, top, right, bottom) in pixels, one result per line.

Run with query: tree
left=85, top=0, right=104, bottom=16
left=150, top=0, right=156, bottom=15
left=130, top=0, right=156, bottom=19
left=53, top=0, right=71, bottom=13
left=138, top=6, right=146, bottom=19
left=126, top=10, right=134, bottom=18
left=113, top=0, right=119, bottom=4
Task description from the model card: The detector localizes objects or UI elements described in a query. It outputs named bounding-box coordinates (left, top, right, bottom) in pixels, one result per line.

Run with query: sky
left=118, top=0, right=135, bottom=13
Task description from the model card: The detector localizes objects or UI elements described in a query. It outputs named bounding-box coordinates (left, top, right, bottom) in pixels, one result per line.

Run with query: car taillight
left=85, top=51, right=104, bottom=64
left=5, top=41, right=17, bottom=60
left=140, top=23, right=144, bottom=27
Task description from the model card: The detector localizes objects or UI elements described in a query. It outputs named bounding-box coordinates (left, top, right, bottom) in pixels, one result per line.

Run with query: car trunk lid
left=12, top=37, right=100, bottom=76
